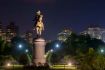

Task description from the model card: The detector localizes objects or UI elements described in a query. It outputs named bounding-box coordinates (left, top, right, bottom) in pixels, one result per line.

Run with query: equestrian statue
left=33, top=11, right=44, bottom=37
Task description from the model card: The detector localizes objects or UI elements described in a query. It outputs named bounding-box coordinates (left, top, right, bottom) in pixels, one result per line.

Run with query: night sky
left=0, top=0, right=105, bottom=40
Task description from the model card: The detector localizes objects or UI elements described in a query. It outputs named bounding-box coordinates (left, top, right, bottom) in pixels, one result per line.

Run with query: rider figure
left=33, top=11, right=44, bottom=37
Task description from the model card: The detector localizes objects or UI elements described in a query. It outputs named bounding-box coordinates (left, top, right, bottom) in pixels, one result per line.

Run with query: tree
left=92, top=54, right=105, bottom=70
left=76, top=48, right=95, bottom=70
left=75, top=48, right=105, bottom=70
left=0, top=37, right=5, bottom=55
left=0, top=36, right=12, bottom=55
left=0, top=55, right=16, bottom=66
left=48, top=32, right=105, bottom=67
left=18, top=54, right=29, bottom=65
left=11, top=36, right=32, bottom=61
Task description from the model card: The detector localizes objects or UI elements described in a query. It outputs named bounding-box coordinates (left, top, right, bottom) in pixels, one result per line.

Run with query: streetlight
left=7, top=63, right=11, bottom=67
left=50, top=49, right=54, bottom=52
left=55, top=43, right=60, bottom=48
left=25, top=49, right=29, bottom=53
left=18, top=44, right=22, bottom=49
left=68, top=62, right=72, bottom=66
left=100, top=49, right=104, bottom=53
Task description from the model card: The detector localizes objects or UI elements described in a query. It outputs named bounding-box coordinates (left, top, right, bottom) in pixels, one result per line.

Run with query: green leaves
left=47, top=32, right=105, bottom=70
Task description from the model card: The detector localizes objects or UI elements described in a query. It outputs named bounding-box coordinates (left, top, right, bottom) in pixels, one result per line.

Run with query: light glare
left=68, top=62, right=72, bottom=66
left=56, top=44, right=59, bottom=48
left=7, top=63, right=11, bottom=66
left=50, top=49, right=53, bottom=52
left=25, top=49, right=29, bottom=53
left=101, top=49, right=104, bottom=53
left=19, top=44, right=22, bottom=49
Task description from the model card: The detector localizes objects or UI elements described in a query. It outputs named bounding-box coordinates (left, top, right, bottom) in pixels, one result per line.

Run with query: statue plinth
left=32, top=37, right=46, bottom=66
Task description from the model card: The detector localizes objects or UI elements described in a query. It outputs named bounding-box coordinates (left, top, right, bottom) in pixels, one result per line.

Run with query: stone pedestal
left=33, top=38, right=46, bottom=66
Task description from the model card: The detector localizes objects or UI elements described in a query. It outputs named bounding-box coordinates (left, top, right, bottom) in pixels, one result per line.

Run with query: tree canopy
left=47, top=33, right=105, bottom=70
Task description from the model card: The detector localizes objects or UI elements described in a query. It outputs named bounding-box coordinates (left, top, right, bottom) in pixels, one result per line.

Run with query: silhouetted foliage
left=49, top=32, right=105, bottom=65
left=18, top=54, right=29, bottom=65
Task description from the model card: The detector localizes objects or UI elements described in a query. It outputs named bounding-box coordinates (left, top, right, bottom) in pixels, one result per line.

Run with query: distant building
left=6, top=22, right=18, bottom=42
left=57, top=29, right=72, bottom=41
left=0, top=22, right=18, bottom=42
left=24, top=31, right=33, bottom=44
left=81, top=26, right=105, bottom=42
left=0, top=22, right=3, bottom=36
left=0, top=22, right=6, bottom=40
left=102, top=32, right=105, bottom=42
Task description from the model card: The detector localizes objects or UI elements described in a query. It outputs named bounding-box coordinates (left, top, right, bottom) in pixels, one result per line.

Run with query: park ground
left=0, top=64, right=77, bottom=70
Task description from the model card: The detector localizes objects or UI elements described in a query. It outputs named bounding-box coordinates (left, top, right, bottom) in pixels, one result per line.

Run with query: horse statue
left=33, top=11, right=44, bottom=37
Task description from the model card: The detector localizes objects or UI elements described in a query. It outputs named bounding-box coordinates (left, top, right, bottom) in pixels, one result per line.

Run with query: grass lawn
left=50, top=65, right=77, bottom=70
left=0, top=64, right=77, bottom=70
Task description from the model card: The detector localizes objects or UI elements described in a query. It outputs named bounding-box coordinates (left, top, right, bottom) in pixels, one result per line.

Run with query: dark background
left=0, top=0, right=105, bottom=40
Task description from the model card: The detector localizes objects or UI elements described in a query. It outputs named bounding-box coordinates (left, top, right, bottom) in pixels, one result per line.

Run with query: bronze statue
left=33, top=11, right=44, bottom=36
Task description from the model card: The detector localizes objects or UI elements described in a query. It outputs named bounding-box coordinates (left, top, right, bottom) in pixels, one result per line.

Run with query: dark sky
left=0, top=0, right=105, bottom=40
